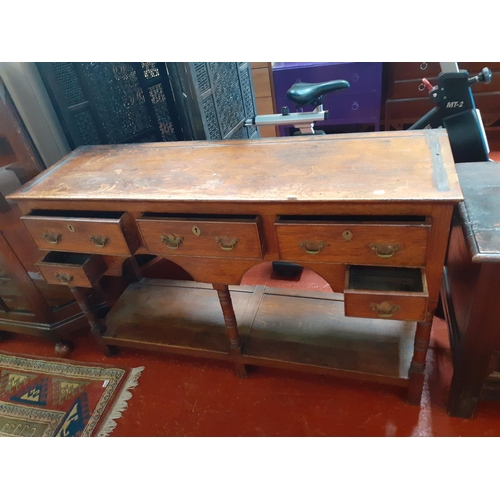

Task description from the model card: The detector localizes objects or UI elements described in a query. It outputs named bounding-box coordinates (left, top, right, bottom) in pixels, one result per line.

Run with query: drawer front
left=391, top=62, right=500, bottom=82
left=390, top=79, right=439, bottom=100
left=344, top=291, right=427, bottom=321
left=275, top=223, right=429, bottom=266
left=22, top=214, right=136, bottom=256
left=391, top=77, right=500, bottom=100
left=36, top=253, right=107, bottom=288
left=384, top=98, right=433, bottom=125
left=137, top=217, right=263, bottom=259
left=344, top=266, right=428, bottom=321
left=390, top=62, right=443, bottom=81
left=325, top=91, right=381, bottom=123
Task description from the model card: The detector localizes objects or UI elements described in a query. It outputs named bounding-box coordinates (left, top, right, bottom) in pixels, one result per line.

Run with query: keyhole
left=192, top=225, right=201, bottom=236
left=67, top=224, right=75, bottom=232
left=342, top=229, right=353, bottom=241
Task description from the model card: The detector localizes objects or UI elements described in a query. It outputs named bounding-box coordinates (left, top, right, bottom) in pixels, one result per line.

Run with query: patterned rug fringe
left=97, top=366, right=144, bottom=437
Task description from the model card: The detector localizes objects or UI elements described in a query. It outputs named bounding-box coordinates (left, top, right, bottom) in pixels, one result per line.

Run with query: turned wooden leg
left=70, top=286, right=114, bottom=357
left=54, top=340, right=74, bottom=358
left=407, top=320, right=433, bottom=405
left=213, top=284, right=248, bottom=378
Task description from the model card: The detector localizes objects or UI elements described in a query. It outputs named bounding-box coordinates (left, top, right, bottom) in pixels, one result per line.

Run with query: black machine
left=409, top=65, right=492, bottom=163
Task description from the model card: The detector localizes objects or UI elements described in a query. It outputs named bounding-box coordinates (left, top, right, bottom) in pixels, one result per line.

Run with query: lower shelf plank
left=104, top=279, right=415, bottom=383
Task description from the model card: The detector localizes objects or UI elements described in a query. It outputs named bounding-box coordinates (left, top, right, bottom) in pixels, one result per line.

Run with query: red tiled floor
left=1, top=262, right=499, bottom=437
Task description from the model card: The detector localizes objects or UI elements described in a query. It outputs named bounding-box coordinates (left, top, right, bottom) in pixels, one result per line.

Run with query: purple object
left=272, top=62, right=383, bottom=135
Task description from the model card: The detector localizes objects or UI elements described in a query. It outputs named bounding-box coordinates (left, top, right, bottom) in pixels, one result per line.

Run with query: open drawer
left=36, top=252, right=107, bottom=288
left=344, top=265, right=428, bottom=321
left=21, top=210, right=140, bottom=256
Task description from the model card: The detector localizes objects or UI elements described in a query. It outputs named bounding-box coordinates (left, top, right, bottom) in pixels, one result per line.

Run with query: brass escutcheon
left=161, top=234, right=183, bottom=249
left=342, top=229, right=353, bottom=241
left=370, top=301, right=401, bottom=318
left=192, top=225, right=201, bottom=236
left=67, top=224, right=75, bottom=232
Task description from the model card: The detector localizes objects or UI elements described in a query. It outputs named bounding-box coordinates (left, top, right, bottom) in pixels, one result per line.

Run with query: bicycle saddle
left=286, top=79, right=350, bottom=106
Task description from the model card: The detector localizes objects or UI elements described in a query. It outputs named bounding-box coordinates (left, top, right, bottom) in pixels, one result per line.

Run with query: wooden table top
left=9, top=130, right=462, bottom=207
left=455, top=161, right=500, bottom=262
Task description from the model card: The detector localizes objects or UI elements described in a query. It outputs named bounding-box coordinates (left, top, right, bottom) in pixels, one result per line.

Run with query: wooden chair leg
left=213, top=283, right=248, bottom=378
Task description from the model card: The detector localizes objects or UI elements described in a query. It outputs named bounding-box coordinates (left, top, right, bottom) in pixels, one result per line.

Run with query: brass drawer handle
left=89, top=235, right=110, bottom=248
left=55, top=272, right=73, bottom=285
left=43, top=232, right=62, bottom=244
left=215, top=236, right=238, bottom=251
left=300, top=241, right=325, bottom=255
left=161, top=234, right=183, bottom=249
left=370, top=301, right=401, bottom=318
left=370, top=243, right=399, bottom=258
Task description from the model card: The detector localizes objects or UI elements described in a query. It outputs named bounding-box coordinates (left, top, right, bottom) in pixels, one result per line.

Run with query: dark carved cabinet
left=37, top=62, right=259, bottom=147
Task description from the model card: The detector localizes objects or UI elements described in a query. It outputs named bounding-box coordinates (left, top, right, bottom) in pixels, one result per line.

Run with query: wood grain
left=8, top=130, right=462, bottom=207
left=276, top=222, right=429, bottom=266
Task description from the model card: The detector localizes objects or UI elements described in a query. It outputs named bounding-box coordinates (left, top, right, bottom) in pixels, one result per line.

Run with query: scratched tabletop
left=456, top=161, right=500, bottom=262
left=9, top=130, right=462, bottom=206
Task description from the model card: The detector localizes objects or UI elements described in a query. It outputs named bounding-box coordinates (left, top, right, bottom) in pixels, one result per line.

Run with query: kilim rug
left=0, top=352, right=143, bottom=437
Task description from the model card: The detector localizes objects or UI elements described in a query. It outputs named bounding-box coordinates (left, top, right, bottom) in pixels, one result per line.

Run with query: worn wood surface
left=455, top=162, right=500, bottom=262
left=9, top=130, right=462, bottom=208
left=106, top=279, right=415, bottom=381
left=276, top=221, right=429, bottom=266
left=6, top=130, right=462, bottom=405
left=36, top=253, right=107, bottom=288
left=21, top=212, right=140, bottom=256
left=443, top=162, right=500, bottom=416
left=137, top=216, right=264, bottom=259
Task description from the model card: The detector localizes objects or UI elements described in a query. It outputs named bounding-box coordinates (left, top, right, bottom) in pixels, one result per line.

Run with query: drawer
left=390, top=75, right=500, bottom=100
left=344, top=266, right=428, bottom=321
left=325, top=91, right=381, bottom=123
left=136, top=214, right=264, bottom=259
left=390, top=78, right=439, bottom=100
left=390, top=62, right=500, bottom=82
left=21, top=210, right=140, bottom=256
left=275, top=216, right=430, bottom=266
left=390, top=63, right=443, bottom=81
left=36, top=252, right=107, bottom=288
